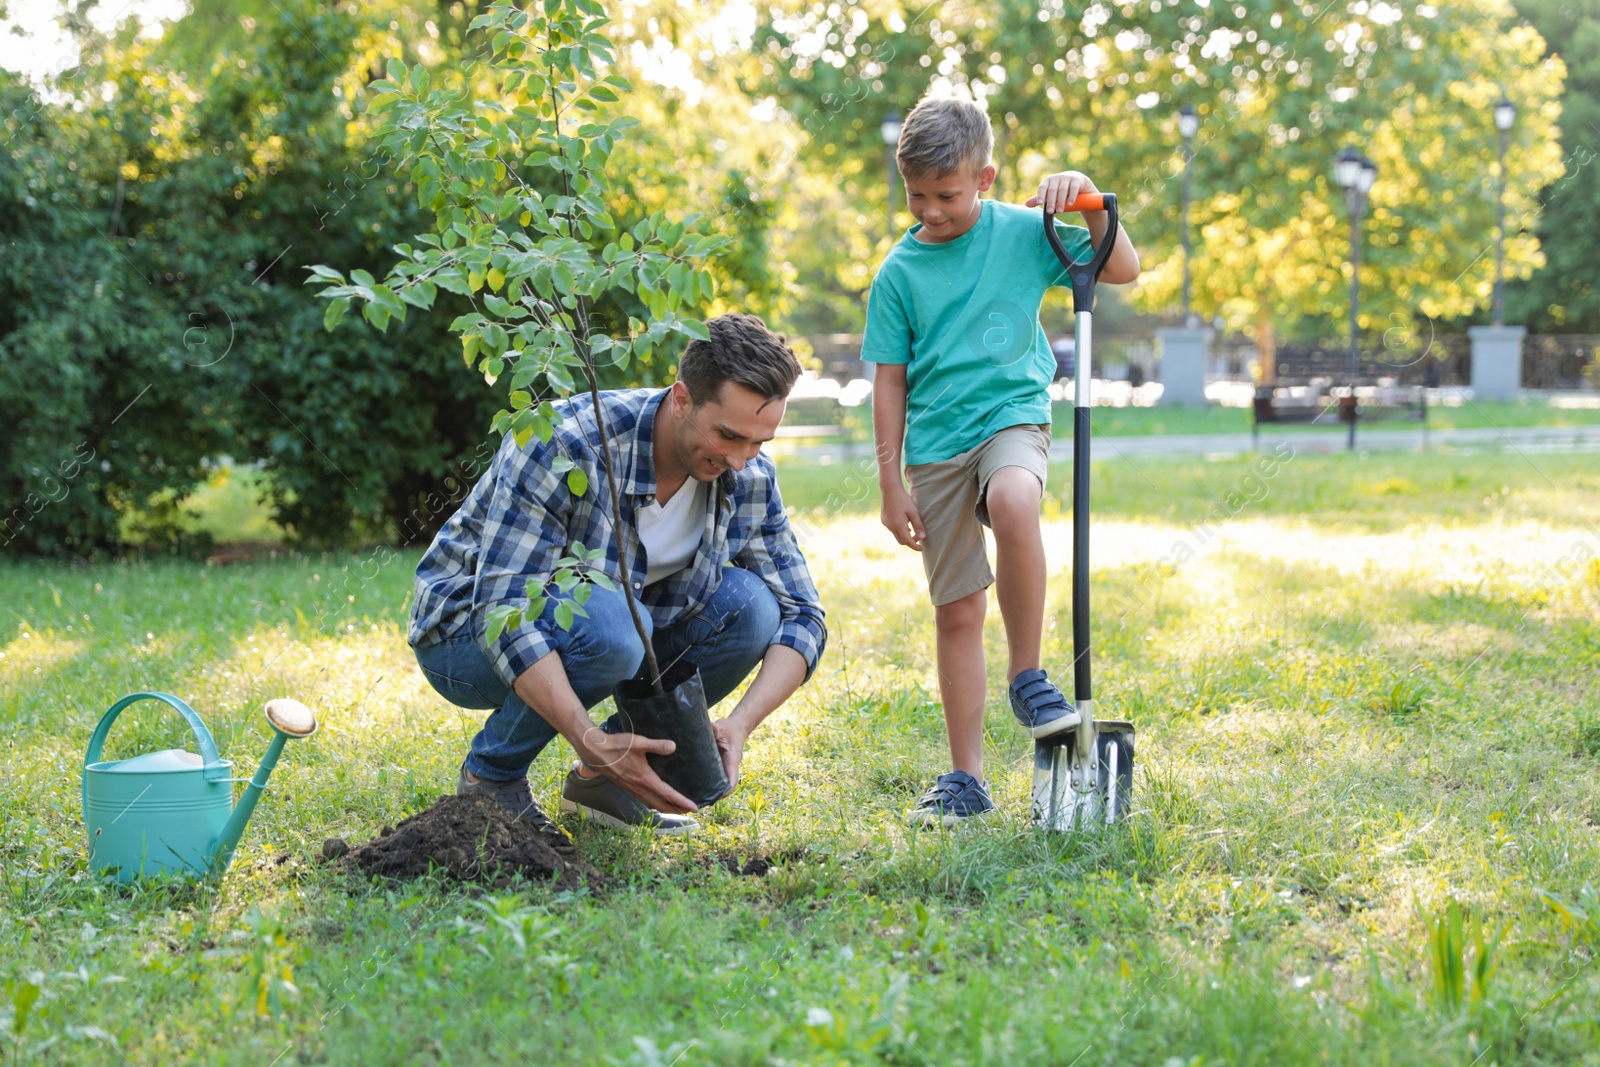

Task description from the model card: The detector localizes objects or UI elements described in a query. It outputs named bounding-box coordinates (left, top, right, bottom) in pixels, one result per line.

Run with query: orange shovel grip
left=1057, top=192, right=1106, bottom=212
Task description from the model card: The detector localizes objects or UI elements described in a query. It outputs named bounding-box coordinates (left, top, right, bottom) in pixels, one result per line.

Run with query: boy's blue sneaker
left=1009, top=668, right=1081, bottom=739
left=906, top=771, right=995, bottom=828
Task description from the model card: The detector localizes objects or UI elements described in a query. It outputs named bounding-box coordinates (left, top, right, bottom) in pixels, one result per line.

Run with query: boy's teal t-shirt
left=861, top=199, right=1093, bottom=466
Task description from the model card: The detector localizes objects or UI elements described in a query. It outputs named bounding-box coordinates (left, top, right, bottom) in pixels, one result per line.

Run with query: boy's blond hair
left=895, top=96, right=993, bottom=180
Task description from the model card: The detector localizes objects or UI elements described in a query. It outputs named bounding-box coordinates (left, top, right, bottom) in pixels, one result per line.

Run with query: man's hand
left=712, top=716, right=750, bottom=792
left=880, top=484, right=926, bottom=551
left=577, top=728, right=699, bottom=814
left=511, top=650, right=698, bottom=813
left=1026, top=171, right=1101, bottom=214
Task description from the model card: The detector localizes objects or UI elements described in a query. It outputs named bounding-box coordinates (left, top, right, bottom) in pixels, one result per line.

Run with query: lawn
left=776, top=397, right=1600, bottom=448
left=3, top=449, right=1599, bottom=1065
left=1044, top=397, right=1600, bottom=438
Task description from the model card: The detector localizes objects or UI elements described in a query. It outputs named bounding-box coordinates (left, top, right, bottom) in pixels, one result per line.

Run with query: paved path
left=770, top=424, right=1600, bottom=463
left=1070, top=424, right=1600, bottom=459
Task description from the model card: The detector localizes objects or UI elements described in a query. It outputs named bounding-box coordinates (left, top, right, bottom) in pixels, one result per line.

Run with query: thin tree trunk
left=573, top=300, right=664, bottom=694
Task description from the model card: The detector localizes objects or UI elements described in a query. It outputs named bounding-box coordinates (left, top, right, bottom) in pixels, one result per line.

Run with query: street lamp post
left=1334, top=145, right=1378, bottom=451
left=881, top=111, right=902, bottom=244
left=1178, top=106, right=1199, bottom=328
left=1492, top=98, right=1515, bottom=327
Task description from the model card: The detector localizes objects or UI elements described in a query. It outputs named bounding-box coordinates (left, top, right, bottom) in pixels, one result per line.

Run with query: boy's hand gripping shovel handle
left=1043, top=192, right=1119, bottom=316
left=1043, top=194, right=1118, bottom=772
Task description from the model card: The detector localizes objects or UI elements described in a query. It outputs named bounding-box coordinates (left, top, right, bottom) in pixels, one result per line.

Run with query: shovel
left=1032, top=192, right=1136, bottom=831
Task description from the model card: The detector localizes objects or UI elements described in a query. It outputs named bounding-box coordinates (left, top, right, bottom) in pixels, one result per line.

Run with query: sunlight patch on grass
left=0, top=629, right=86, bottom=682
left=1370, top=621, right=1517, bottom=660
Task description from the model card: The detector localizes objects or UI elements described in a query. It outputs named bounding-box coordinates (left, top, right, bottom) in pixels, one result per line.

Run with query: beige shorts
left=905, top=424, right=1052, bottom=606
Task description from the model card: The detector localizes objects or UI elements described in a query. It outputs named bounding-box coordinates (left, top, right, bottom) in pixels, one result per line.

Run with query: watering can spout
left=212, top=698, right=319, bottom=875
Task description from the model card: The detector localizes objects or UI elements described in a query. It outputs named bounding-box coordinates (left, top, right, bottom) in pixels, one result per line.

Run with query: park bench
left=1252, top=381, right=1427, bottom=449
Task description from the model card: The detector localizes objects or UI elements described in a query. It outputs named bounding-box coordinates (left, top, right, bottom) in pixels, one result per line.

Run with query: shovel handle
left=1044, top=192, right=1120, bottom=315
left=1049, top=192, right=1106, bottom=212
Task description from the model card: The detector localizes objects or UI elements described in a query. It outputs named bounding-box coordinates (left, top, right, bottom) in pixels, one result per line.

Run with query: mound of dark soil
left=330, top=793, right=602, bottom=892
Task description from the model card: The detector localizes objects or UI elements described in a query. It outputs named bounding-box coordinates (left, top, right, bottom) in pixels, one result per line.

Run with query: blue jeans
left=415, top=566, right=781, bottom=782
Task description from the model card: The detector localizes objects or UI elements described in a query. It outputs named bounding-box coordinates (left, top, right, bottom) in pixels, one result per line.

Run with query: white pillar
left=1468, top=325, right=1526, bottom=401
left=1155, top=327, right=1213, bottom=407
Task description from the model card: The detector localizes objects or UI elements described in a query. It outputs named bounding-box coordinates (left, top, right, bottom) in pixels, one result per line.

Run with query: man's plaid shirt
left=408, top=388, right=827, bottom=686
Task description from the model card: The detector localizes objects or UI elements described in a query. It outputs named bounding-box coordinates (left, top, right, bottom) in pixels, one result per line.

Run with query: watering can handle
left=83, top=692, right=226, bottom=779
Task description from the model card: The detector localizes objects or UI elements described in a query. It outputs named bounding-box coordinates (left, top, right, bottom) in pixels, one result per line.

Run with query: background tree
left=0, top=0, right=787, bottom=555
left=1504, top=0, right=1600, bottom=332
left=754, top=0, right=1565, bottom=353
left=0, top=36, right=239, bottom=555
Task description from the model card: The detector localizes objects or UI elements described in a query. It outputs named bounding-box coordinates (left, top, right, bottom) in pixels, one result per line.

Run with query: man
left=409, top=314, right=826, bottom=834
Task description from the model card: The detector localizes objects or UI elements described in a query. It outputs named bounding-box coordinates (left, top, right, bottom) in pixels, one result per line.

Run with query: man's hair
left=895, top=96, right=993, bottom=181
left=677, top=313, right=803, bottom=407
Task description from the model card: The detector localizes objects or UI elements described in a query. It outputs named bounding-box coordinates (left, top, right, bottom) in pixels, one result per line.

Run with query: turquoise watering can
left=82, top=692, right=318, bottom=883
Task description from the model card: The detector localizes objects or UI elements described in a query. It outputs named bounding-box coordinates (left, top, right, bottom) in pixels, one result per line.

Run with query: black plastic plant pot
left=613, top=659, right=731, bottom=809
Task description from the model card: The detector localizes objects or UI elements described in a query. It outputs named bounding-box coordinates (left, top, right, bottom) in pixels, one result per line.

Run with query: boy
left=862, top=96, right=1141, bottom=826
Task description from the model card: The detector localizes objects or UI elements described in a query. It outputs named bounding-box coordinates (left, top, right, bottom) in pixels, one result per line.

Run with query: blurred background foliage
left=0, top=0, right=1591, bottom=554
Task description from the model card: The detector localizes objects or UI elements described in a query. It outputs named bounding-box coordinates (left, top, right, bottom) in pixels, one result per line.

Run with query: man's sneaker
left=1009, top=668, right=1081, bottom=739
left=906, top=770, right=995, bottom=828
left=456, top=761, right=559, bottom=834
left=558, top=763, right=699, bottom=836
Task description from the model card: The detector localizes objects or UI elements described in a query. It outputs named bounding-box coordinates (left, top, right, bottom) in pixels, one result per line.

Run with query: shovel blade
left=1031, top=720, right=1135, bottom=832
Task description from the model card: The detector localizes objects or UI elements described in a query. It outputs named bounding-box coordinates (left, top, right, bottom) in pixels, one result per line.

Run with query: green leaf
left=485, top=604, right=520, bottom=643
left=566, top=467, right=588, bottom=496
left=509, top=361, right=542, bottom=391
left=323, top=296, right=350, bottom=331
left=546, top=361, right=576, bottom=393
left=371, top=284, right=406, bottom=318
left=399, top=282, right=437, bottom=310
left=12, top=979, right=40, bottom=1036
left=554, top=601, right=574, bottom=630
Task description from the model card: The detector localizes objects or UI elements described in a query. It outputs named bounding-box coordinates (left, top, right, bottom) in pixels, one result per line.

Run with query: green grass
left=4, top=451, right=1600, bottom=1064
left=780, top=448, right=1600, bottom=533
left=1041, top=398, right=1600, bottom=438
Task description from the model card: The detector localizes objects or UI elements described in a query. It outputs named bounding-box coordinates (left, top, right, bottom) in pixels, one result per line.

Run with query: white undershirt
left=637, top=478, right=709, bottom=586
